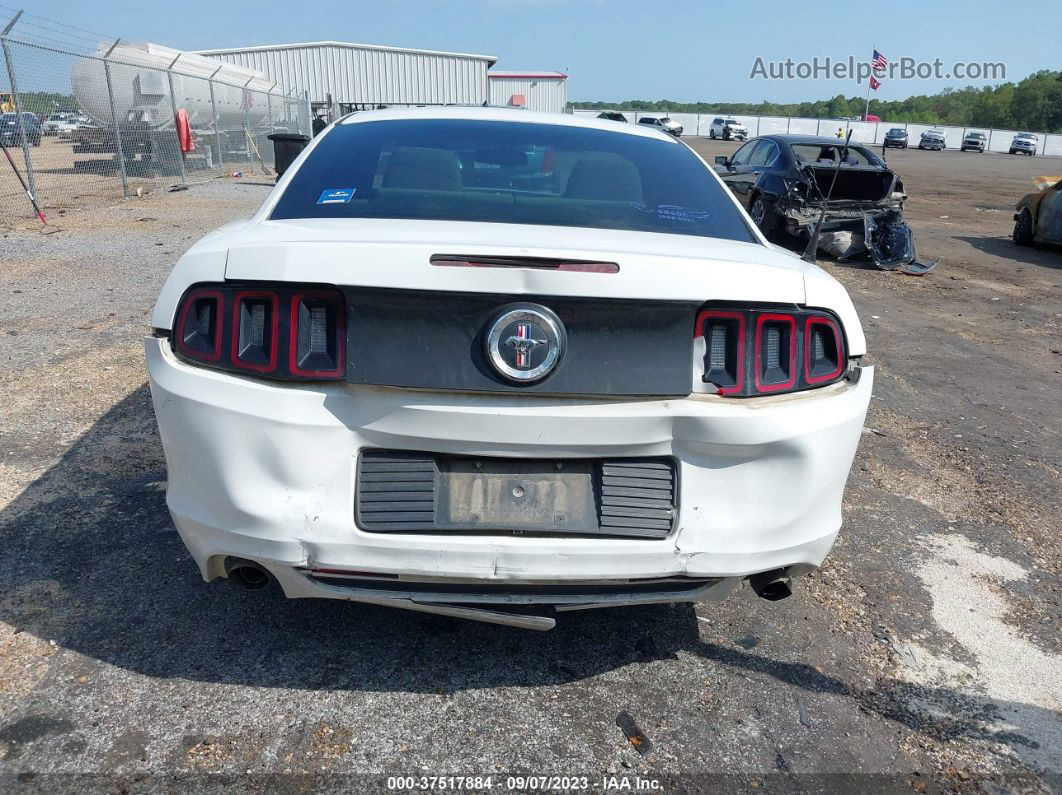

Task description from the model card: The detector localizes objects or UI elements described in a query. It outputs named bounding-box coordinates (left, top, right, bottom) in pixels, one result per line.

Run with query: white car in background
left=146, top=107, right=872, bottom=630
left=54, top=118, right=82, bottom=139
left=918, top=129, right=947, bottom=150
left=637, top=115, right=683, bottom=136
left=709, top=117, right=749, bottom=140
left=1009, top=132, right=1038, bottom=156
left=42, top=113, right=70, bottom=135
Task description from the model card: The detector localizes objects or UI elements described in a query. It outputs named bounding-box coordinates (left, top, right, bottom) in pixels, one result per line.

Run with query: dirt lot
left=0, top=136, right=254, bottom=217
left=0, top=142, right=1060, bottom=792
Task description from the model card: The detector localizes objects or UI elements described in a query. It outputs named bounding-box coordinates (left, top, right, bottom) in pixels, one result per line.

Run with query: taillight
left=289, top=290, right=345, bottom=378
left=172, top=283, right=345, bottom=380
left=695, top=309, right=745, bottom=396
left=231, top=290, right=279, bottom=373
left=694, top=306, right=848, bottom=397
left=804, top=315, right=844, bottom=384
left=175, top=288, right=223, bottom=363
left=754, top=313, right=796, bottom=393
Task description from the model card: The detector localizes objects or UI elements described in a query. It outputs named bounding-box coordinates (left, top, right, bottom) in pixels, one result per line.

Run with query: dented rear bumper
left=147, top=336, right=873, bottom=612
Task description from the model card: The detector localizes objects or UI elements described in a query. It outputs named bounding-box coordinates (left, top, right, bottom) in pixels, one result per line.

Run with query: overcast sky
left=20, top=0, right=1057, bottom=102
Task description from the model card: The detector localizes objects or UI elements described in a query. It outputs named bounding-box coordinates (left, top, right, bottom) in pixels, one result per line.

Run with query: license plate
left=437, top=459, right=596, bottom=532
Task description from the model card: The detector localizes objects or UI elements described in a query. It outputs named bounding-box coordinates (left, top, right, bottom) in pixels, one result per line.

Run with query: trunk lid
left=223, top=218, right=807, bottom=305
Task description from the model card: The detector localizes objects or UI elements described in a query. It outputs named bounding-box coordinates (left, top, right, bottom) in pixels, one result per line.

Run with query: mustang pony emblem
left=485, top=305, right=565, bottom=384
left=505, top=324, right=546, bottom=368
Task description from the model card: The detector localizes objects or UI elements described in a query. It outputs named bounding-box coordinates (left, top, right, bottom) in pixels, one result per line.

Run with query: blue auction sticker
left=317, top=188, right=355, bottom=204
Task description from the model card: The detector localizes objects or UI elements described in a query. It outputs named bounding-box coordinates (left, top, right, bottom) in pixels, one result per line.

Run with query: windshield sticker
left=317, top=188, right=356, bottom=205
left=631, top=203, right=711, bottom=224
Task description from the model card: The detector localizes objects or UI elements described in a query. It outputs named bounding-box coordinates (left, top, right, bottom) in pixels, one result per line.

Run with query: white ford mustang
left=146, top=107, right=872, bottom=630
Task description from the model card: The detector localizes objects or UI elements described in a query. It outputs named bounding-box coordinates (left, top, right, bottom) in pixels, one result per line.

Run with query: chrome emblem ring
left=485, top=305, right=565, bottom=383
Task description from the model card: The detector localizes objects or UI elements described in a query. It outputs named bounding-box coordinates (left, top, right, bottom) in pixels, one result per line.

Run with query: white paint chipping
left=907, top=533, right=1062, bottom=771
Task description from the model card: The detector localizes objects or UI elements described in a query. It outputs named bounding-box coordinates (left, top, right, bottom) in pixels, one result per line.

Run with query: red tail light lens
left=175, top=288, right=223, bottom=363
left=695, top=305, right=848, bottom=397
left=172, top=283, right=345, bottom=381
left=805, top=316, right=844, bottom=384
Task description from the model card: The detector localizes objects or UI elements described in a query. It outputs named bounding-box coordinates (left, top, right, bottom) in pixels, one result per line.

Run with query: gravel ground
left=0, top=152, right=1060, bottom=794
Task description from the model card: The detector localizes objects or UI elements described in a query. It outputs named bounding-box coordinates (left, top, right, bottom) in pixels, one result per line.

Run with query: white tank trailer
left=70, top=42, right=289, bottom=173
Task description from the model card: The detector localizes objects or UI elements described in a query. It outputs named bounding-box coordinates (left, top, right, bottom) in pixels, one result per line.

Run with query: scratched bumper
left=147, top=336, right=873, bottom=598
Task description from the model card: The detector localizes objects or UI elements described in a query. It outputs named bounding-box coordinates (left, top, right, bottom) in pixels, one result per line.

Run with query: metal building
left=488, top=71, right=568, bottom=114
left=195, top=41, right=498, bottom=115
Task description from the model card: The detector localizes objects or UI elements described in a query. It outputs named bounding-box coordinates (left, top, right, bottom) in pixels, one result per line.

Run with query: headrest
left=563, top=157, right=642, bottom=202
left=383, top=147, right=462, bottom=191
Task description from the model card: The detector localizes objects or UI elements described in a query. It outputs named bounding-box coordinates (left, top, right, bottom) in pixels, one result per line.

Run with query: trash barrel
left=268, top=133, right=310, bottom=182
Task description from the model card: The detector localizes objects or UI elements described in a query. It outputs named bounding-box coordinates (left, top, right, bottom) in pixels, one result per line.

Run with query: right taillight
left=172, top=283, right=345, bottom=381
left=694, top=306, right=848, bottom=397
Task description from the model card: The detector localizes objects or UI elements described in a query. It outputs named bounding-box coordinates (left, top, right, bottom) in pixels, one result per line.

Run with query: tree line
left=575, top=70, right=1062, bottom=132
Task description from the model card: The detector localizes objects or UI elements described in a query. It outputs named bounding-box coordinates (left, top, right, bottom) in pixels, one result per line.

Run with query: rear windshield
left=270, top=118, right=755, bottom=242
left=791, top=143, right=883, bottom=167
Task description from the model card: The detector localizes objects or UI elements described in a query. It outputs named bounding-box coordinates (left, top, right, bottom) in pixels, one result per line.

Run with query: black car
left=0, top=112, right=42, bottom=147
left=596, top=111, right=628, bottom=123
left=711, top=135, right=931, bottom=271
left=883, top=127, right=908, bottom=149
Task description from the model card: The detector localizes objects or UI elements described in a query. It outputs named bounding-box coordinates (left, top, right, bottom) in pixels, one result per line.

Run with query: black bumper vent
left=356, top=452, right=438, bottom=531
left=355, top=451, right=676, bottom=539
left=599, top=461, right=676, bottom=536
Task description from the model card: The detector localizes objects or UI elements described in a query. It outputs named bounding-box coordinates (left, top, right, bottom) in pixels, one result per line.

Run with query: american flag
left=872, top=49, right=888, bottom=73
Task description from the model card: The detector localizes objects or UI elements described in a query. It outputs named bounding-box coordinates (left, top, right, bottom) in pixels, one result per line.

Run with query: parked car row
left=886, top=126, right=1038, bottom=155
left=42, top=111, right=89, bottom=137
left=595, top=112, right=1046, bottom=156
left=594, top=111, right=684, bottom=137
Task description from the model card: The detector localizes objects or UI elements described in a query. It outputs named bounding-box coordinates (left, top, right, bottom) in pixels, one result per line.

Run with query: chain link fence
left=0, top=9, right=310, bottom=218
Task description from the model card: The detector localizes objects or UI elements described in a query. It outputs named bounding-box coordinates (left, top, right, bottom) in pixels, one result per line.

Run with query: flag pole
left=864, top=47, right=873, bottom=120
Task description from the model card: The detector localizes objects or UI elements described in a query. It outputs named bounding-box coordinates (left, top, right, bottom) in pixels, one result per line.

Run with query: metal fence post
left=208, top=66, right=224, bottom=173
left=2, top=12, right=39, bottom=205
left=242, top=76, right=254, bottom=163
left=266, top=81, right=275, bottom=132
left=102, top=39, right=129, bottom=197
left=166, top=53, right=187, bottom=184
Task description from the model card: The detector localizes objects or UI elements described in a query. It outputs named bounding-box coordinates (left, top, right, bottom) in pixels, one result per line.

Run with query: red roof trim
left=489, top=72, right=567, bottom=79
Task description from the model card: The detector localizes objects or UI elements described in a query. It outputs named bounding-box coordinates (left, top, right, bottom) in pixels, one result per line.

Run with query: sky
left=13, top=0, right=1060, bottom=103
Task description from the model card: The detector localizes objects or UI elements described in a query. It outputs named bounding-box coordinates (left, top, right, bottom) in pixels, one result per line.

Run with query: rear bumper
left=146, top=336, right=873, bottom=600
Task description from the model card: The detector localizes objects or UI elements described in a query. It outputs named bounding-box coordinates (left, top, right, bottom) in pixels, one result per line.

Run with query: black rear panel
left=356, top=450, right=678, bottom=539
left=342, top=287, right=696, bottom=396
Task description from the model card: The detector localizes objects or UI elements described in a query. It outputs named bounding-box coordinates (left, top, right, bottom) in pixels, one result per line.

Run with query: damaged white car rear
left=146, top=108, right=873, bottom=630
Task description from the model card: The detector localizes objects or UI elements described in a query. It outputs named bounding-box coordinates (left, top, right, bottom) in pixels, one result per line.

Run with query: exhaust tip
left=224, top=557, right=272, bottom=591
left=748, top=569, right=793, bottom=602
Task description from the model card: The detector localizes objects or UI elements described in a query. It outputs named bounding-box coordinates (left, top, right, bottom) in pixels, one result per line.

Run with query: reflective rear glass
left=270, top=118, right=756, bottom=243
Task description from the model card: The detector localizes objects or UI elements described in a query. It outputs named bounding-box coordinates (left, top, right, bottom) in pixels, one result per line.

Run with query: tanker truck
left=69, top=42, right=299, bottom=175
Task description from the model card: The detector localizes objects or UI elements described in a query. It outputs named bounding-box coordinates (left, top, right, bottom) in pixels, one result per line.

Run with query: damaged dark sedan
left=713, top=135, right=936, bottom=274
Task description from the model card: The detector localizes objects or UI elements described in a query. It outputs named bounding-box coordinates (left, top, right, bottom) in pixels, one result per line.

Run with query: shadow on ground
left=0, top=385, right=1055, bottom=767
left=954, top=235, right=1062, bottom=269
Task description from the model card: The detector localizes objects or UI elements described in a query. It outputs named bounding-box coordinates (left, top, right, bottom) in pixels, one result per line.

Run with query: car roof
left=338, top=105, right=676, bottom=142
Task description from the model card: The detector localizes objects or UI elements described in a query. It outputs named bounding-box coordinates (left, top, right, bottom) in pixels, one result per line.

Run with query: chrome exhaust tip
left=224, top=557, right=272, bottom=591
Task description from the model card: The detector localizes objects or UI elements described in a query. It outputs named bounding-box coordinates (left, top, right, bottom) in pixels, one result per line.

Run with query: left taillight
left=694, top=305, right=848, bottom=397
left=172, top=283, right=345, bottom=381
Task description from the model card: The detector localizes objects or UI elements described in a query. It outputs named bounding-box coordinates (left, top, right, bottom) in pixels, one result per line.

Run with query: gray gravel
left=1, top=174, right=1060, bottom=793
